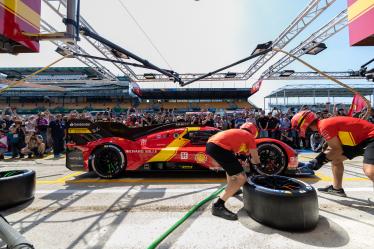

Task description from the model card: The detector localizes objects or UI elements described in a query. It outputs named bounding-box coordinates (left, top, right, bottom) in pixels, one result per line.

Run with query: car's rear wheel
left=253, top=143, right=287, bottom=175
left=91, top=144, right=126, bottom=178
left=243, top=175, right=319, bottom=230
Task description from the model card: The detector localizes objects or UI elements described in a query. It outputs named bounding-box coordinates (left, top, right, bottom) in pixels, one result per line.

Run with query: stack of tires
left=0, top=170, right=35, bottom=210
left=243, top=175, right=319, bottom=230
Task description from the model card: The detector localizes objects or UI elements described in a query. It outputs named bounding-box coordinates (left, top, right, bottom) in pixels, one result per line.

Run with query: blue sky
left=0, top=0, right=373, bottom=108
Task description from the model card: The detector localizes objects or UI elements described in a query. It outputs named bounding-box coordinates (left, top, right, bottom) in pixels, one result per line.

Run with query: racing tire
left=0, top=170, right=35, bottom=210
left=243, top=175, right=319, bottom=231
left=91, top=144, right=126, bottom=179
left=253, top=143, right=287, bottom=175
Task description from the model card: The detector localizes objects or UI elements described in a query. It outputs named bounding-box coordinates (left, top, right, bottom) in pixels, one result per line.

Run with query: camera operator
left=21, top=129, right=45, bottom=158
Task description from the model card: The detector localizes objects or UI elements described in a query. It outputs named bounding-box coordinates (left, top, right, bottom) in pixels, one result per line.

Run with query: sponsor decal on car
left=140, top=139, right=147, bottom=146
left=69, top=122, right=92, bottom=127
left=125, top=149, right=157, bottom=154
left=180, top=152, right=188, bottom=160
left=68, top=128, right=92, bottom=134
left=195, top=152, right=207, bottom=164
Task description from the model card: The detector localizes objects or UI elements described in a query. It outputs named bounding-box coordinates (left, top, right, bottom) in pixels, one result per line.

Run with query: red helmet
left=291, top=111, right=318, bottom=138
left=240, top=122, right=258, bottom=138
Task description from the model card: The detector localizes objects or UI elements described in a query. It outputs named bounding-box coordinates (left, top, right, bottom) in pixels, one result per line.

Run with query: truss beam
left=242, top=0, right=337, bottom=80
left=266, top=71, right=365, bottom=80
left=262, top=10, right=348, bottom=79
left=40, top=20, right=117, bottom=80
left=42, top=0, right=138, bottom=80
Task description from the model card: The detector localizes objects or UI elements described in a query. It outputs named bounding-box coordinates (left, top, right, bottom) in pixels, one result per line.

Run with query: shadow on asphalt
left=237, top=209, right=350, bottom=247
left=73, top=170, right=227, bottom=179
left=318, top=195, right=374, bottom=217
left=69, top=171, right=322, bottom=183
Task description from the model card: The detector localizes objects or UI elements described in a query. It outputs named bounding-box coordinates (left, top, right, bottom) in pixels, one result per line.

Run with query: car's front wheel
left=91, top=144, right=126, bottom=178
left=253, top=143, right=287, bottom=175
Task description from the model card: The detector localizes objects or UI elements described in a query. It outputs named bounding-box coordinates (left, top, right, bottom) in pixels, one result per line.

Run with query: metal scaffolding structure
left=261, top=9, right=348, bottom=79
left=266, top=71, right=365, bottom=80
left=39, top=0, right=363, bottom=84
left=40, top=20, right=117, bottom=80
left=42, top=0, right=138, bottom=81
left=242, top=0, right=337, bottom=80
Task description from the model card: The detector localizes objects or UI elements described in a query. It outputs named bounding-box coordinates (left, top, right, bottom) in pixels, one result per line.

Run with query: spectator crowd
left=1, top=104, right=373, bottom=160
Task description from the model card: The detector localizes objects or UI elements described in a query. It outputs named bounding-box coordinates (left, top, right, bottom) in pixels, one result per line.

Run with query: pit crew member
left=206, top=122, right=261, bottom=220
left=293, top=111, right=374, bottom=197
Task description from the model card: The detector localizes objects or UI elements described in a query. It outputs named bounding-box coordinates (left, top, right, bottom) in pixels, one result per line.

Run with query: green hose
left=147, top=185, right=226, bottom=249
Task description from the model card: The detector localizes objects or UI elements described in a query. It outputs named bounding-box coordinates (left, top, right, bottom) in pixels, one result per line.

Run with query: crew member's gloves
left=298, top=152, right=330, bottom=171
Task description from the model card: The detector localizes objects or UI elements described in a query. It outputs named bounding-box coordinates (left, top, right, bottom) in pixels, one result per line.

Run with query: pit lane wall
left=348, top=0, right=374, bottom=46
left=0, top=0, right=41, bottom=53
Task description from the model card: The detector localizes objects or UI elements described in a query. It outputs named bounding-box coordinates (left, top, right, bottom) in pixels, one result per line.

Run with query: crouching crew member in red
left=292, top=111, right=374, bottom=197
left=206, top=122, right=261, bottom=220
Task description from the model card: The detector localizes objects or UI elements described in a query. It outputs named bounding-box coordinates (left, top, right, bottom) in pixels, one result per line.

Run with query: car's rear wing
left=66, top=119, right=110, bottom=145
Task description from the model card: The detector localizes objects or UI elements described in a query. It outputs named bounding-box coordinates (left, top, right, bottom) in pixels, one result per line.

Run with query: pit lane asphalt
left=0, top=153, right=373, bottom=249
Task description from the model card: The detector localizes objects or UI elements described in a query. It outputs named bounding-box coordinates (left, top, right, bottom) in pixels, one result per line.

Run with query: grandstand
left=265, top=83, right=374, bottom=111
left=0, top=67, right=254, bottom=114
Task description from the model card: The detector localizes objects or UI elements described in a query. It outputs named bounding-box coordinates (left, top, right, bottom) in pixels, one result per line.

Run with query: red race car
left=66, top=120, right=299, bottom=178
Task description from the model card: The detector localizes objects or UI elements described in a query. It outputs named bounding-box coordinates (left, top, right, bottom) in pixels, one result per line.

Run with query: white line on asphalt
left=35, top=187, right=373, bottom=195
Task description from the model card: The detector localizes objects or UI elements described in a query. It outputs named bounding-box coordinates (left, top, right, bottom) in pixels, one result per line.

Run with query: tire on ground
left=0, top=170, right=35, bottom=210
left=91, top=144, right=126, bottom=179
left=243, top=175, right=319, bottom=230
left=253, top=143, right=287, bottom=175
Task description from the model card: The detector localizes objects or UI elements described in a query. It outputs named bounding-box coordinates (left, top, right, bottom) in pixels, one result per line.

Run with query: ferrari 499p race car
left=66, top=120, right=300, bottom=178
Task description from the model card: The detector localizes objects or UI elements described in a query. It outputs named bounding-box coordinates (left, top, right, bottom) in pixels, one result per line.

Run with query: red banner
left=348, top=93, right=367, bottom=116
left=250, top=79, right=263, bottom=95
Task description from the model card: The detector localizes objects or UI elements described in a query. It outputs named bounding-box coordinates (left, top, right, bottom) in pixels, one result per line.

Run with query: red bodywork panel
left=67, top=125, right=298, bottom=173
left=0, top=0, right=41, bottom=53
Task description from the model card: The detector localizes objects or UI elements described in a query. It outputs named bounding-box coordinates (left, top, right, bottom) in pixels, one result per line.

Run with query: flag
left=348, top=94, right=367, bottom=116
left=250, top=79, right=263, bottom=94
left=129, top=82, right=142, bottom=97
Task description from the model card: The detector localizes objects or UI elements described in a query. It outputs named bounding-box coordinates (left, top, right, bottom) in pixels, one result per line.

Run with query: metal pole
left=66, top=0, right=79, bottom=42
left=276, top=92, right=278, bottom=107
left=0, top=215, right=34, bottom=249
left=263, top=97, right=266, bottom=111
left=269, top=97, right=272, bottom=111
left=80, top=27, right=181, bottom=84
left=180, top=48, right=272, bottom=86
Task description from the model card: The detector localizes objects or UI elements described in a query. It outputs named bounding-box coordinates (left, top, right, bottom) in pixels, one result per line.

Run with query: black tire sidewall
left=254, top=143, right=287, bottom=175
left=91, top=144, right=125, bottom=178
left=243, top=175, right=319, bottom=230
left=0, top=170, right=35, bottom=210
